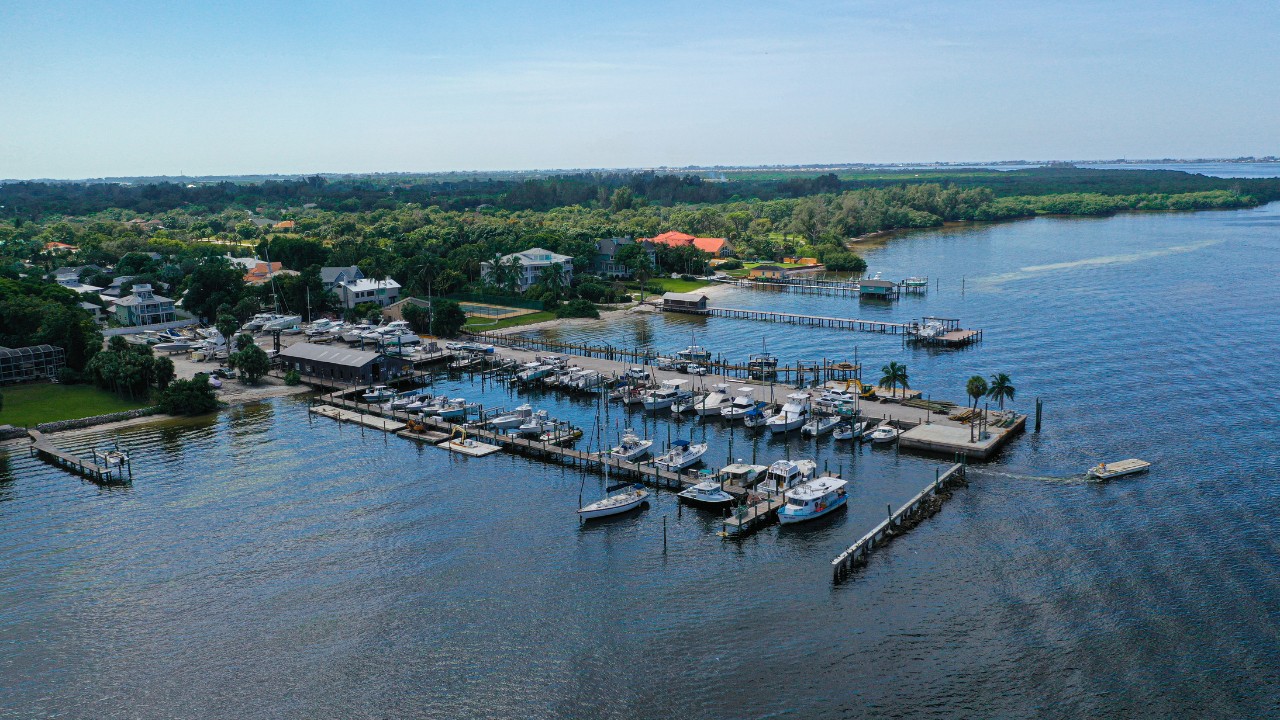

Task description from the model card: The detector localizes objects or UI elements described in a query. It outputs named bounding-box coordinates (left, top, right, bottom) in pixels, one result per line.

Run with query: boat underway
left=767, top=392, right=812, bottom=433
left=777, top=476, right=848, bottom=524
left=607, top=429, right=653, bottom=461
left=653, top=439, right=708, bottom=471
left=578, top=485, right=650, bottom=520
left=1086, top=458, right=1151, bottom=480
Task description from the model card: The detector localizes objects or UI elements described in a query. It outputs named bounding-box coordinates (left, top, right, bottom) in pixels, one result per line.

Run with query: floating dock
left=309, top=404, right=406, bottom=432
left=440, top=438, right=503, bottom=457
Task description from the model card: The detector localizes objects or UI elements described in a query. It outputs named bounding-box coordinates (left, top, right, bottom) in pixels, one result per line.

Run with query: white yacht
left=487, top=404, right=533, bottom=430
left=241, top=313, right=281, bottom=332
left=721, top=387, right=759, bottom=421
left=578, top=485, right=649, bottom=520
left=868, top=425, right=901, bottom=444
left=693, top=383, right=733, bottom=417
left=801, top=415, right=841, bottom=437
left=677, top=473, right=735, bottom=510
left=757, top=459, right=818, bottom=495
left=777, top=476, right=848, bottom=525
left=361, top=385, right=395, bottom=403
left=518, top=410, right=557, bottom=436
left=606, top=429, right=653, bottom=461
left=767, top=392, right=811, bottom=433
left=262, top=315, right=303, bottom=332
left=516, top=361, right=553, bottom=383
left=342, top=324, right=376, bottom=343
left=436, top=398, right=471, bottom=420
left=642, top=380, right=690, bottom=411
left=653, top=439, right=708, bottom=471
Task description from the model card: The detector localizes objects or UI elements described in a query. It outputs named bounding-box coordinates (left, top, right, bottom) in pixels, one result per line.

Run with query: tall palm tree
left=539, top=262, right=566, bottom=302
left=879, top=361, right=909, bottom=398
left=966, top=375, right=989, bottom=412
left=987, top=373, right=1015, bottom=411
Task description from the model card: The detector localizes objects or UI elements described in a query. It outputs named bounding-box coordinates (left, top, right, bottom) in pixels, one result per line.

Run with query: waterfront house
left=749, top=265, right=786, bottom=279
left=661, top=291, right=709, bottom=313
left=113, top=284, right=177, bottom=327
left=593, top=237, right=656, bottom=278
left=480, top=247, right=574, bottom=293
left=333, top=277, right=401, bottom=309
left=320, top=266, right=364, bottom=292
left=278, top=342, right=411, bottom=386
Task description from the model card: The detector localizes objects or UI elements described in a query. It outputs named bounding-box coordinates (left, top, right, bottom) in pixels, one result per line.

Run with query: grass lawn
left=627, top=277, right=712, bottom=294
left=0, top=383, right=151, bottom=427
left=464, top=311, right=557, bottom=332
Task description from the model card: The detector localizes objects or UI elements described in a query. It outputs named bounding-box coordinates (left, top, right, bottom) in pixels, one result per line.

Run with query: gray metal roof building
left=277, top=342, right=411, bottom=386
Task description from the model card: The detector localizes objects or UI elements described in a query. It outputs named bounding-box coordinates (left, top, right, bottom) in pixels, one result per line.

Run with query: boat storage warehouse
left=278, top=343, right=411, bottom=385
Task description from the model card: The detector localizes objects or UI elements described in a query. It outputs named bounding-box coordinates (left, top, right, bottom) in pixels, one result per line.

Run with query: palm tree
left=987, top=373, right=1015, bottom=411
left=966, top=375, right=989, bottom=412
left=879, top=361, right=909, bottom=398
left=538, top=262, right=566, bottom=302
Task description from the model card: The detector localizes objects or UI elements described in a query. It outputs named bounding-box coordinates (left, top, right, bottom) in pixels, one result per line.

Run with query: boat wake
left=973, top=239, right=1222, bottom=288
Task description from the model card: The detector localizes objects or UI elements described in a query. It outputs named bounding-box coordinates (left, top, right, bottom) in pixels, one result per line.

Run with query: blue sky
left=1, top=0, right=1277, bottom=178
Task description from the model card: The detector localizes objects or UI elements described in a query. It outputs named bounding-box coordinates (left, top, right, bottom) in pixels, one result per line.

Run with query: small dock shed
left=662, top=292, right=709, bottom=313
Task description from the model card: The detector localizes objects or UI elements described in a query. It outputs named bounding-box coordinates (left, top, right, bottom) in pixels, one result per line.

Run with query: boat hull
left=578, top=492, right=649, bottom=519
left=676, top=490, right=734, bottom=510
left=777, top=494, right=848, bottom=524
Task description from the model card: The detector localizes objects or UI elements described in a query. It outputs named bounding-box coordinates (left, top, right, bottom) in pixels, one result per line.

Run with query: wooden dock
left=830, top=461, right=967, bottom=582
left=722, top=496, right=785, bottom=536
left=309, top=404, right=406, bottom=432
left=693, top=305, right=917, bottom=334
left=27, top=430, right=130, bottom=484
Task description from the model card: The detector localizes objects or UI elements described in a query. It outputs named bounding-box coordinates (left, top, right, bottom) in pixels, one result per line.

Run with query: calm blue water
left=3, top=204, right=1280, bottom=718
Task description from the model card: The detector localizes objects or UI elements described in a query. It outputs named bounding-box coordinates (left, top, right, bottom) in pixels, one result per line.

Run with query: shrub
left=158, top=377, right=219, bottom=416
left=555, top=299, right=600, bottom=319
left=284, top=369, right=301, bottom=386
left=823, top=251, right=868, bottom=273
left=716, top=259, right=743, bottom=270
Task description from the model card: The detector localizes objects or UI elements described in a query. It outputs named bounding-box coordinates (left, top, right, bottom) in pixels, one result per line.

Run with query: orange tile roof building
left=644, top=231, right=734, bottom=257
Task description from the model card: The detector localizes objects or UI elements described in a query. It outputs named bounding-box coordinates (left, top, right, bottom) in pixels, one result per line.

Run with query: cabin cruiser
left=748, top=338, right=778, bottom=378
left=362, top=385, right=395, bottom=403
left=777, top=476, right=848, bottom=524
left=262, top=315, right=303, bottom=332
left=578, top=485, right=649, bottom=520
left=693, top=383, right=733, bottom=417
left=607, top=429, right=653, bottom=461
left=241, top=313, right=283, bottom=332
left=717, top=462, right=767, bottom=489
left=677, top=472, right=735, bottom=510
left=757, top=458, right=818, bottom=495
left=152, top=340, right=193, bottom=353
left=342, top=324, right=376, bottom=343
left=305, top=318, right=339, bottom=336
left=436, top=398, right=472, bottom=420
left=642, top=380, right=690, bottom=411
left=767, top=392, right=811, bottom=433
left=801, top=415, right=841, bottom=437
left=653, top=439, right=708, bottom=471
left=518, top=410, right=557, bottom=437
left=868, top=425, right=901, bottom=444
left=516, top=361, right=554, bottom=383
left=721, top=387, right=759, bottom=421
left=487, top=404, right=533, bottom=430
left=675, top=343, right=712, bottom=363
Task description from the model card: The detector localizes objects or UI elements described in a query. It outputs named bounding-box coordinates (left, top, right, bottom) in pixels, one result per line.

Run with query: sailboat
left=579, top=437, right=649, bottom=519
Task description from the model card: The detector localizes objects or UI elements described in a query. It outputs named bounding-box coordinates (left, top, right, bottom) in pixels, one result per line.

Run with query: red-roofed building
left=243, top=261, right=298, bottom=285
left=643, top=231, right=734, bottom=257
left=44, top=241, right=79, bottom=253
left=273, top=220, right=297, bottom=231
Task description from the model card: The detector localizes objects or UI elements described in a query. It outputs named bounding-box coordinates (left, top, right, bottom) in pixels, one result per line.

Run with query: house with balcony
left=333, top=277, right=401, bottom=309
left=480, top=248, right=574, bottom=293
left=592, top=237, right=655, bottom=278
left=113, top=284, right=177, bottom=327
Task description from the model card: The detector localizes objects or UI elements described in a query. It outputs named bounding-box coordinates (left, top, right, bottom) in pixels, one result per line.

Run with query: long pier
left=830, top=460, right=967, bottom=582
left=702, top=306, right=917, bottom=334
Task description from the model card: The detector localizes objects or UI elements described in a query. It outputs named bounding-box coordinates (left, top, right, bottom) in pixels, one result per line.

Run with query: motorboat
left=436, top=398, right=471, bottom=420
left=767, top=392, right=811, bottom=433
left=518, top=410, right=557, bottom=436
left=717, top=462, right=767, bottom=489
left=607, top=429, right=653, bottom=461
left=570, top=370, right=601, bottom=390
left=377, top=321, right=420, bottom=347
left=868, top=425, right=901, bottom=444
left=801, top=415, right=841, bottom=438
left=577, top=485, right=649, bottom=520
left=675, top=337, right=712, bottom=363
left=516, top=361, right=553, bottom=383
left=671, top=395, right=697, bottom=414
left=361, top=385, right=395, bottom=403
left=777, top=476, right=848, bottom=525
left=743, top=405, right=768, bottom=428
left=389, top=392, right=422, bottom=410
left=757, top=458, right=818, bottom=495
left=832, top=423, right=854, bottom=441
left=262, top=315, right=303, bottom=332
left=342, top=324, right=376, bottom=343
left=903, top=276, right=929, bottom=288
left=653, top=439, right=708, bottom=471
left=721, top=387, right=759, bottom=421
left=152, top=340, right=193, bottom=354
left=642, top=380, right=690, bottom=411
left=693, top=383, right=733, bottom=417
left=1086, top=459, right=1151, bottom=480
left=241, top=313, right=280, bottom=332
left=450, top=353, right=484, bottom=371
left=538, top=425, right=584, bottom=445
left=748, top=338, right=778, bottom=378
left=487, top=404, right=533, bottom=430
left=677, top=473, right=735, bottom=510
left=305, top=318, right=338, bottom=336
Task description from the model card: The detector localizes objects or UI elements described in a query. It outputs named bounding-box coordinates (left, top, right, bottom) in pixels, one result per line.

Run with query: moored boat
left=757, top=458, right=818, bottom=495
left=653, top=439, right=708, bottom=471
left=767, top=392, right=811, bottom=433
left=577, top=485, right=649, bottom=520
left=677, top=473, right=735, bottom=510
left=777, top=476, right=848, bottom=524
left=607, top=429, right=653, bottom=461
